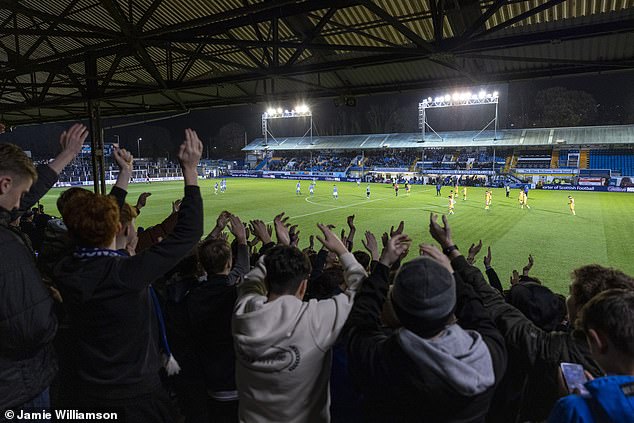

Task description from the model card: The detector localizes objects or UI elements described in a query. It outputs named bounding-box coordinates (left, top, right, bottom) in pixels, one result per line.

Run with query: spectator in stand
left=232, top=220, right=366, bottom=423
left=115, top=203, right=139, bottom=254
left=174, top=214, right=250, bottom=423
left=51, top=129, right=203, bottom=422
left=345, top=223, right=507, bottom=422
left=38, top=147, right=134, bottom=282
left=433, top=214, right=634, bottom=422
left=549, top=289, right=634, bottom=422
left=0, top=124, right=88, bottom=414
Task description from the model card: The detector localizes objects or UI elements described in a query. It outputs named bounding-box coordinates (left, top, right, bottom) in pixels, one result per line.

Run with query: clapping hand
left=362, top=230, right=379, bottom=261
left=467, top=240, right=482, bottom=265
left=273, top=212, right=291, bottom=246
left=316, top=223, right=348, bottom=256
left=379, top=233, right=411, bottom=268
left=429, top=213, right=453, bottom=249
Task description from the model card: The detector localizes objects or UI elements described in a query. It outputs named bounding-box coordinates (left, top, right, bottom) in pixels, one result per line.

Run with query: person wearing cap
left=344, top=232, right=507, bottom=422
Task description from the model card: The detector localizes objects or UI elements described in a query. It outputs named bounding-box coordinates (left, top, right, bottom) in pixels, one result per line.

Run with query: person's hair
left=64, top=192, right=119, bottom=247
left=578, top=289, right=634, bottom=356
left=119, top=202, right=138, bottom=227
left=353, top=250, right=371, bottom=270
left=507, top=282, right=566, bottom=332
left=311, top=268, right=344, bottom=300
left=57, top=187, right=90, bottom=218
left=264, top=245, right=311, bottom=296
left=571, top=265, right=634, bottom=309
left=198, top=238, right=232, bottom=275
left=0, top=143, right=37, bottom=182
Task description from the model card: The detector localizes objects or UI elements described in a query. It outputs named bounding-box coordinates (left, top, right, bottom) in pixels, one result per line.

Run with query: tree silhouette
left=534, top=87, right=597, bottom=127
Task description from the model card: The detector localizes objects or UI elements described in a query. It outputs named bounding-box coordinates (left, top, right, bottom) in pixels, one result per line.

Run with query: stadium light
left=418, top=89, right=500, bottom=141
left=261, top=105, right=314, bottom=150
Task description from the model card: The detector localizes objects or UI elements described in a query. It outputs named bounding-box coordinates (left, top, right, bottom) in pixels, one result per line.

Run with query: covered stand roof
left=1, top=0, right=633, bottom=125
left=243, top=124, right=634, bottom=150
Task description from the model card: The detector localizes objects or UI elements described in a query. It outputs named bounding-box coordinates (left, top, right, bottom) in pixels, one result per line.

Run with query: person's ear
left=296, top=279, right=308, bottom=300
left=587, top=328, right=608, bottom=355
left=0, top=175, right=12, bottom=195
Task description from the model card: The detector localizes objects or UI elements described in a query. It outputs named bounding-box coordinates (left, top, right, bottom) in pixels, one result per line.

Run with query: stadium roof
left=242, top=124, right=634, bottom=151
left=1, top=1, right=634, bottom=125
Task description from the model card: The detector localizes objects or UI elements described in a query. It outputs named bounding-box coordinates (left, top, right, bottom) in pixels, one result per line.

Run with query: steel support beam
left=85, top=54, right=106, bottom=194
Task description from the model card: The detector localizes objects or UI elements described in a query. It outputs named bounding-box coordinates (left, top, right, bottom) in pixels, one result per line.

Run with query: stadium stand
left=243, top=125, right=634, bottom=181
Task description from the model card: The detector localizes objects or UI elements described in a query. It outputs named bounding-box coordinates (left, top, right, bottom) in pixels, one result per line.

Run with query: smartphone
left=560, top=362, right=589, bottom=395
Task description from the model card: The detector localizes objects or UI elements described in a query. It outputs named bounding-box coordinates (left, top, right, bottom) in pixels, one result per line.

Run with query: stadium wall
left=541, top=185, right=634, bottom=192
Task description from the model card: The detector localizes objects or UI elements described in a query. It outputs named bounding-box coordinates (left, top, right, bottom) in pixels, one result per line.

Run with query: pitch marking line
left=264, top=187, right=434, bottom=223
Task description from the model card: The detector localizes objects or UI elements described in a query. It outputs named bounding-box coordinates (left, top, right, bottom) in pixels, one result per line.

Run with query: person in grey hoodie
left=232, top=221, right=367, bottom=423
left=344, top=230, right=507, bottom=423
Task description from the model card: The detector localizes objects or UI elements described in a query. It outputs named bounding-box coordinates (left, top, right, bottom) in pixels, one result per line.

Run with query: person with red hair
left=52, top=129, right=204, bottom=422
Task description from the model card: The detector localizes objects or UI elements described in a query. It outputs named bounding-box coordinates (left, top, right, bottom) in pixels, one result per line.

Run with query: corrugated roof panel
left=64, top=2, right=120, bottom=32
left=331, top=5, right=410, bottom=46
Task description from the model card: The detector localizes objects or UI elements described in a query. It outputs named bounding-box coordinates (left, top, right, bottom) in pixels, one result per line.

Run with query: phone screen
left=560, top=362, right=589, bottom=395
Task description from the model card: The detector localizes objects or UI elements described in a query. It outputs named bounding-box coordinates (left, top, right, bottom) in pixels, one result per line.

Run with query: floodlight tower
left=418, top=90, right=499, bottom=142
left=261, top=105, right=313, bottom=147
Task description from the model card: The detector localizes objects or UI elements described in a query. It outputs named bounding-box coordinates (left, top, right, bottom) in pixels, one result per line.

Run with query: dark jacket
left=51, top=186, right=203, bottom=399
left=451, top=256, right=602, bottom=422
left=345, top=261, right=507, bottom=422
left=186, top=243, right=249, bottom=392
left=0, top=165, right=59, bottom=408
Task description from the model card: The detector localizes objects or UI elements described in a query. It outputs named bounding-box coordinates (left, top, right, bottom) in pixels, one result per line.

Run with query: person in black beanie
left=344, top=232, right=507, bottom=422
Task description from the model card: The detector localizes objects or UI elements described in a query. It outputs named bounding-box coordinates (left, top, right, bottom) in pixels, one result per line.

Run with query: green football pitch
left=39, top=178, right=634, bottom=294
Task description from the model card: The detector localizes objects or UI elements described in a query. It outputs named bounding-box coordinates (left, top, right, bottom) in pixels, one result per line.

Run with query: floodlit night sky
left=2, top=71, right=633, bottom=159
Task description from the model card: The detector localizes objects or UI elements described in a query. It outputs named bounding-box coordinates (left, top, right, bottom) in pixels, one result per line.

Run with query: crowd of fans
left=1, top=125, right=633, bottom=423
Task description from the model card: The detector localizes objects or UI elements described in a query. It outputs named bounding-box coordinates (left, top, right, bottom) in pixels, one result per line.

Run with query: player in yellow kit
left=523, top=191, right=531, bottom=209
left=448, top=195, right=456, bottom=215
left=462, top=186, right=467, bottom=201
left=568, top=195, right=576, bottom=215
left=519, top=190, right=525, bottom=209
left=485, top=189, right=492, bottom=210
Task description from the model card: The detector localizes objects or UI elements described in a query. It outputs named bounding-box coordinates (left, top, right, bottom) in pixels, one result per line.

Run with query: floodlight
left=419, top=88, right=500, bottom=141
left=276, top=107, right=283, bottom=114
left=267, top=108, right=275, bottom=115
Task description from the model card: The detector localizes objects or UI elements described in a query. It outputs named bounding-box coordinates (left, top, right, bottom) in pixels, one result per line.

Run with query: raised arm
left=346, top=234, right=410, bottom=386
left=21, top=124, right=87, bottom=210
left=119, top=129, right=203, bottom=287
left=108, top=147, right=133, bottom=209
left=428, top=212, right=576, bottom=369
left=226, top=214, right=251, bottom=286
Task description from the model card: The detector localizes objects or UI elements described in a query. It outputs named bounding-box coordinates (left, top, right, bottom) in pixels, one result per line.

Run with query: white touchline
left=265, top=187, right=433, bottom=223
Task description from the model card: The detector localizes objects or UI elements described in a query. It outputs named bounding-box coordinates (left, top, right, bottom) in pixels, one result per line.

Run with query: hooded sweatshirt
left=232, top=252, right=367, bottom=423
left=397, top=324, right=495, bottom=397
left=345, top=261, right=507, bottom=422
